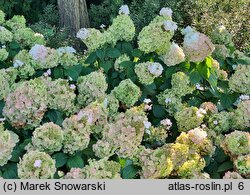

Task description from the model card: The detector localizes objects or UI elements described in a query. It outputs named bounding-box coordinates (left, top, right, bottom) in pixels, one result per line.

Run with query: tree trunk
left=58, top=0, right=90, bottom=36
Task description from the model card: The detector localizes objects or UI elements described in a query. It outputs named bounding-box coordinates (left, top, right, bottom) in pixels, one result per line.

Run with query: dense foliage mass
left=0, top=5, right=249, bottom=179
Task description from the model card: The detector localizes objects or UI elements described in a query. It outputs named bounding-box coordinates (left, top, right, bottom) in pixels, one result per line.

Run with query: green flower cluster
left=31, top=122, right=64, bottom=154
left=114, top=54, right=130, bottom=72
left=211, top=25, right=234, bottom=47
left=232, top=100, right=250, bottom=130
left=3, top=77, right=48, bottom=129
left=234, top=155, right=250, bottom=175
left=138, top=15, right=174, bottom=55
left=45, top=78, right=77, bottom=115
left=77, top=71, right=108, bottom=107
left=65, top=158, right=121, bottom=179
left=212, top=44, right=229, bottom=61
left=229, top=65, right=250, bottom=94
left=0, top=26, right=13, bottom=43
left=221, top=131, right=249, bottom=157
left=57, top=47, right=78, bottom=67
left=207, top=112, right=232, bottom=134
left=174, top=107, right=206, bottom=132
left=0, top=47, right=8, bottom=61
left=18, top=150, right=56, bottom=179
left=5, top=15, right=26, bottom=30
left=112, top=79, right=141, bottom=107
left=0, top=10, right=5, bottom=24
left=135, top=62, right=163, bottom=85
left=0, top=123, right=19, bottom=166
left=0, top=67, right=17, bottom=100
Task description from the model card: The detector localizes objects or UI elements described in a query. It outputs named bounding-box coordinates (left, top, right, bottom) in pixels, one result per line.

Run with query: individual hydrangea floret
left=221, top=131, right=250, bottom=157
left=135, top=62, right=163, bottom=85
left=32, top=122, right=64, bottom=154
left=174, top=107, right=206, bottom=131
left=231, top=100, right=250, bottom=130
left=0, top=123, right=19, bottom=166
left=229, top=65, right=250, bottom=94
left=17, top=151, right=56, bottom=179
left=29, top=44, right=59, bottom=69
left=171, top=72, right=194, bottom=96
left=112, top=79, right=141, bottom=107
left=114, top=54, right=130, bottom=72
left=159, top=7, right=173, bottom=18
left=118, top=5, right=130, bottom=15
left=0, top=26, right=13, bottom=43
left=65, top=158, right=121, bottom=179
left=234, top=155, right=250, bottom=175
left=77, top=71, right=108, bottom=107
left=223, top=171, right=243, bottom=179
left=3, top=77, right=48, bottom=129
left=182, top=26, right=215, bottom=62
left=62, top=114, right=91, bottom=154
left=0, top=67, right=17, bottom=100
left=45, top=78, right=76, bottom=115
left=161, top=42, right=185, bottom=66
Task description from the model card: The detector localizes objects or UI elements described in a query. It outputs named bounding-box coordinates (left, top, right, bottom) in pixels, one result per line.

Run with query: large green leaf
left=52, top=153, right=69, bottom=168
left=153, top=104, right=166, bottom=119
left=85, top=52, right=97, bottom=64
left=121, top=165, right=139, bottom=179
left=67, top=154, right=84, bottom=169
left=217, top=161, right=233, bottom=172
left=107, top=48, right=121, bottom=58
left=64, top=64, right=83, bottom=81
left=100, top=61, right=113, bottom=73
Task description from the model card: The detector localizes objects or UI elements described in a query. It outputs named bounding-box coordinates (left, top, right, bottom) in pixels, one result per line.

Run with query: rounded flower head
left=223, top=171, right=243, bottom=179
left=65, top=158, right=121, bottom=179
left=0, top=10, right=5, bottom=24
left=0, top=123, right=19, bottom=166
left=162, top=42, right=185, bottom=66
left=229, top=65, right=250, bottom=94
left=175, top=107, right=205, bottom=131
left=208, top=112, right=232, bottom=134
left=163, top=20, right=177, bottom=32
left=221, top=131, right=250, bottom=157
left=0, top=26, right=13, bottom=43
left=119, top=5, right=130, bottom=15
left=183, top=26, right=214, bottom=62
left=232, top=100, right=250, bottom=130
left=93, top=140, right=116, bottom=159
left=171, top=72, right=194, bottom=96
left=0, top=68, right=17, bottom=100
left=62, top=114, right=91, bottom=154
left=200, top=102, right=218, bottom=114
left=188, top=127, right=207, bottom=144
left=135, top=62, right=163, bottom=85
left=77, top=71, right=108, bottom=107
left=32, top=122, right=64, bottom=154
left=76, top=28, right=90, bottom=40
left=57, top=47, right=78, bottom=67
left=234, top=155, right=250, bottom=175
left=18, top=151, right=56, bottom=179
left=159, top=7, right=172, bottom=18
left=45, top=78, right=76, bottom=115
left=29, top=44, right=59, bottom=69
left=5, top=15, right=26, bottom=30
left=3, top=77, right=48, bottom=129
left=0, top=47, right=9, bottom=61
left=212, top=44, right=229, bottom=61
left=112, top=79, right=141, bottom=107
left=211, top=25, right=233, bottom=47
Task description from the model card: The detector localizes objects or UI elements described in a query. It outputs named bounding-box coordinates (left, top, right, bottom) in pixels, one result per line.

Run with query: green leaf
left=52, top=153, right=69, bottom=168
left=53, top=67, right=64, bottom=79
left=214, top=148, right=229, bottom=163
left=47, top=110, right=64, bottom=126
left=2, top=163, right=18, bottom=179
left=107, top=48, right=121, bottom=58
left=131, top=49, right=143, bottom=57
left=197, top=61, right=210, bottom=79
left=65, top=64, right=83, bottom=81
left=165, top=67, right=177, bottom=79
left=0, top=100, right=4, bottom=117
left=9, top=41, right=20, bottom=50
left=220, top=93, right=238, bottom=109
left=153, top=104, right=166, bottom=118
left=208, top=70, right=218, bottom=90
left=85, top=52, right=97, bottom=64
left=9, top=145, right=24, bottom=162
left=67, top=154, right=84, bottom=169
left=96, top=49, right=106, bottom=59
left=122, top=42, right=133, bottom=54
left=179, top=61, right=191, bottom=71
left=121, top=165, right=139, bottom=179
left=100, top=61, right=113, bottom=73
left=189, top=70, right=202, bottom=84
left=217, top=161, right=233, bottom=172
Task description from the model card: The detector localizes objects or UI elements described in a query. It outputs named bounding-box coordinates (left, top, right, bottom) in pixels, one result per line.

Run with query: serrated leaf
left=100, top=61, right=113, bottom=73
left=85, top=52, right=97, bottom=64
left=2, top=163, right=18, bottom=179
left=217, top=161, right=233, bottom=172
left=165, top=67, right=177, bottom=79
left=220, top=93, right=238, bottom=109
left=96, top=49, right=106, bottom=59
left=189, top=70, right=202, bottom=84
left=121, top=165, right=139, bottom=179
left=53, top=67, right=64, bottom=79
left=67, top=154, right=84, bottom=169
left=9, top=145, right=24, bottom=162
left=131, top=49, right=143, bottom=57
left=65, top=64, right=83, bottom=81
left=122, top=42, right=133, bottom=54
left=52, top=153, right=68, bottom=168
left=153, top=104, right=166, bottom=118
left=107, top=48, right=121, bottom=58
